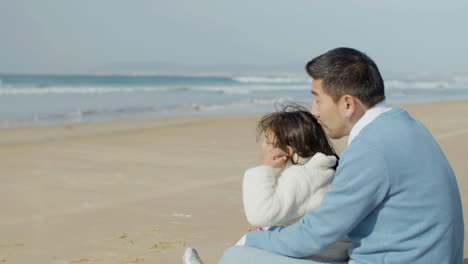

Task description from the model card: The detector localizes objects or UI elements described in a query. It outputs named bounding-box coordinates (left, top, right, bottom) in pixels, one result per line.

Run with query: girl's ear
left=286, top=146, right=294, bottom=156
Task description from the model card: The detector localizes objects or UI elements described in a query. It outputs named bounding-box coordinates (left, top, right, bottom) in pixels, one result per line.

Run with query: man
left=219, top=48, right=464, bottom=263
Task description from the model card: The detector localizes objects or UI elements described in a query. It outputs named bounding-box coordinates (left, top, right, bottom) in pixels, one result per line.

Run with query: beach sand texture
left=1, top=100, right=467, bottom=264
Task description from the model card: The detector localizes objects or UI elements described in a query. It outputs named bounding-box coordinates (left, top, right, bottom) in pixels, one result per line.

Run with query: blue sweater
left=246, top=107, right=464, bottom=264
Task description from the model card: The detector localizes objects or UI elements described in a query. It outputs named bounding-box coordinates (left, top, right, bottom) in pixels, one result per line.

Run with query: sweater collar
left=348, top=100, right=391, bottom=146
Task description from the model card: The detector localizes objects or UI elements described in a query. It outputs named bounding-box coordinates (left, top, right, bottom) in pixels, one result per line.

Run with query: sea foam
left=1, top=73, right=468, bottom=128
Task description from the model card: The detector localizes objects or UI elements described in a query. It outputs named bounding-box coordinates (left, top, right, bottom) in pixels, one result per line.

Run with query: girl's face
left=261, top=130, right=276, bottom=152
left=261, top=130, right=294, bottom=156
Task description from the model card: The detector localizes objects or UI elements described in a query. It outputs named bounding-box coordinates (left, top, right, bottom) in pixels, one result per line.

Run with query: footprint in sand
left=118, top=233, right=128, bottom=239
left=102, top=229, right=186, bottom=263
left=122, top=258, right=145, bottom=263
left=173, top=213, right=192, bottom=218
left=0, top=243, right=25, bottom=261
left=0, top=244, right=24, bottom=248
left=149, top=241, right=185, bottom=251
left=70, top=257, right=100, bottom=263
left=114, top=228, right=160, bottom=241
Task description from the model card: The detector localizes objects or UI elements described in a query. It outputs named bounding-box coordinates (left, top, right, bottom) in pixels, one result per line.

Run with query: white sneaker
left=183, top=247, right=203, bottom=264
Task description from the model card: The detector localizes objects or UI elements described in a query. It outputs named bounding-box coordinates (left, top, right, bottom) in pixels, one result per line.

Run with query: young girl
left=184, top=105, right=350, bottom=264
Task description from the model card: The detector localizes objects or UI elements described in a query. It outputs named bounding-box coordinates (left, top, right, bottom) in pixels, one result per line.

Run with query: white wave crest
left=148, top=96, right=299, bottom=113
left=385, top=80, right=456, bottom=89
left=0, top=83, right=310, bottom=96
left=0, top=86, right=171, bottom=95
left=187, top=96, right=300, bottom=112
left=232, top=76, right=310, bottom=84
left=2, top=79, right=465, bottom=97
left=189, top=85, right=306, bottom=95
left=453, top=75, right=468, bottom=82
left=249, top=97, right=296, bottom=105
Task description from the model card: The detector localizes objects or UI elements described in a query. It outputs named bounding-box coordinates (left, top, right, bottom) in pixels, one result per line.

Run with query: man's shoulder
left=367, top=106, right=410, bottom=129
left=340, top=111, right=405, bottom=163
left=340, top=105, right=435, bottom=169
left=350, top=107, right=420, bottom=147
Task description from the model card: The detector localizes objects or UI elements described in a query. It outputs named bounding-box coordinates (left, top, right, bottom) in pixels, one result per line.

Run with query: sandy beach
left=1, top=100, right=468, bottom=264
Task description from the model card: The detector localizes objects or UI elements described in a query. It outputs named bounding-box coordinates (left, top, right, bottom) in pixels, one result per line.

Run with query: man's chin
left=325, top=130, right=345, bottom=140
left=328, top=134, right=341, bottom=140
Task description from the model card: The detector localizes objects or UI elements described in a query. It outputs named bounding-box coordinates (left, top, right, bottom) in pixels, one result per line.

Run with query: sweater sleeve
left=242, top=154, right=335, bottom=227
left=242, top=166, right=288, bottom=227
left=245, top=146, right=390, bottom=258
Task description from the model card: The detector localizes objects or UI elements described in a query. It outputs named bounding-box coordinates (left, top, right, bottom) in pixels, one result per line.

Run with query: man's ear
left=340, top=95, right=356, bottom=120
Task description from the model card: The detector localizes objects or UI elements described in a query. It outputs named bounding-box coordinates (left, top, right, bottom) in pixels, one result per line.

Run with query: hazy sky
left=1, top=0, right=467, bottom=74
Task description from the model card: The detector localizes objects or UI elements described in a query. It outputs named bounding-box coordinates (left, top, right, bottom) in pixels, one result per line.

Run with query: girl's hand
left=259, top=141, right=289, bottom=168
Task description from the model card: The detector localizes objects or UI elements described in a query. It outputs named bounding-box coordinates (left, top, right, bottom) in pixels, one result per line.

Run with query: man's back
left=344, top=107, right=464, bottom=263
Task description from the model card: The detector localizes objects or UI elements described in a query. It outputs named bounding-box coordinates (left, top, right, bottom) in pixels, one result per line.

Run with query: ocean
left=1, top=73, right=468, bottom=128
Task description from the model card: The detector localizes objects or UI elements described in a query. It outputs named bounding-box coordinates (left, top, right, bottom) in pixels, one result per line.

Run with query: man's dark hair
left=257, top=104, right=338, bottom=165
left=305, top=47, right=385, bottom=108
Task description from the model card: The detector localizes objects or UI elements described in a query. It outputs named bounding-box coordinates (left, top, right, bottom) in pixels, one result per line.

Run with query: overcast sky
left=1, top=0, right=467, bottom=75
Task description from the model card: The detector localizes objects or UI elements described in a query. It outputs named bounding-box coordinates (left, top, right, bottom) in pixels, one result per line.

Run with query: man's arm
left=245, top=145, right=390, bottom=258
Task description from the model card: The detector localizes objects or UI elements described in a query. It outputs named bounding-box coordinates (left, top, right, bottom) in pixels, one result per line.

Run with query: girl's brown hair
left=257, top=104, right=338, bottom=165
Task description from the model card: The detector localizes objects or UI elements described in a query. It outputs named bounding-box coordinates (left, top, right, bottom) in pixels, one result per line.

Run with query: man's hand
left=259, top=141, right=289, bottom=168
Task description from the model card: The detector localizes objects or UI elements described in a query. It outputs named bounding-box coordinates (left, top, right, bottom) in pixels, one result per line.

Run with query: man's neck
left=348, top=101, right=391, bottom=145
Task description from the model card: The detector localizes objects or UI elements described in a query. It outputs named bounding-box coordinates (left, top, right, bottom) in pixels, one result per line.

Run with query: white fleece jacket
left=243, top=152, right=337, bottom=227
left=242, top=152, right=350, bottom=261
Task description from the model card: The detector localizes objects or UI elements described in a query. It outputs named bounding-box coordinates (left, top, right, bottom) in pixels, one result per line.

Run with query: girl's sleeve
left=242, top=163, right=333, bottom=227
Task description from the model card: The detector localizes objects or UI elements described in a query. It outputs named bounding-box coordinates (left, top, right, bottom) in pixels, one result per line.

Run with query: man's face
left=310, top=79, right=349, bottom=139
